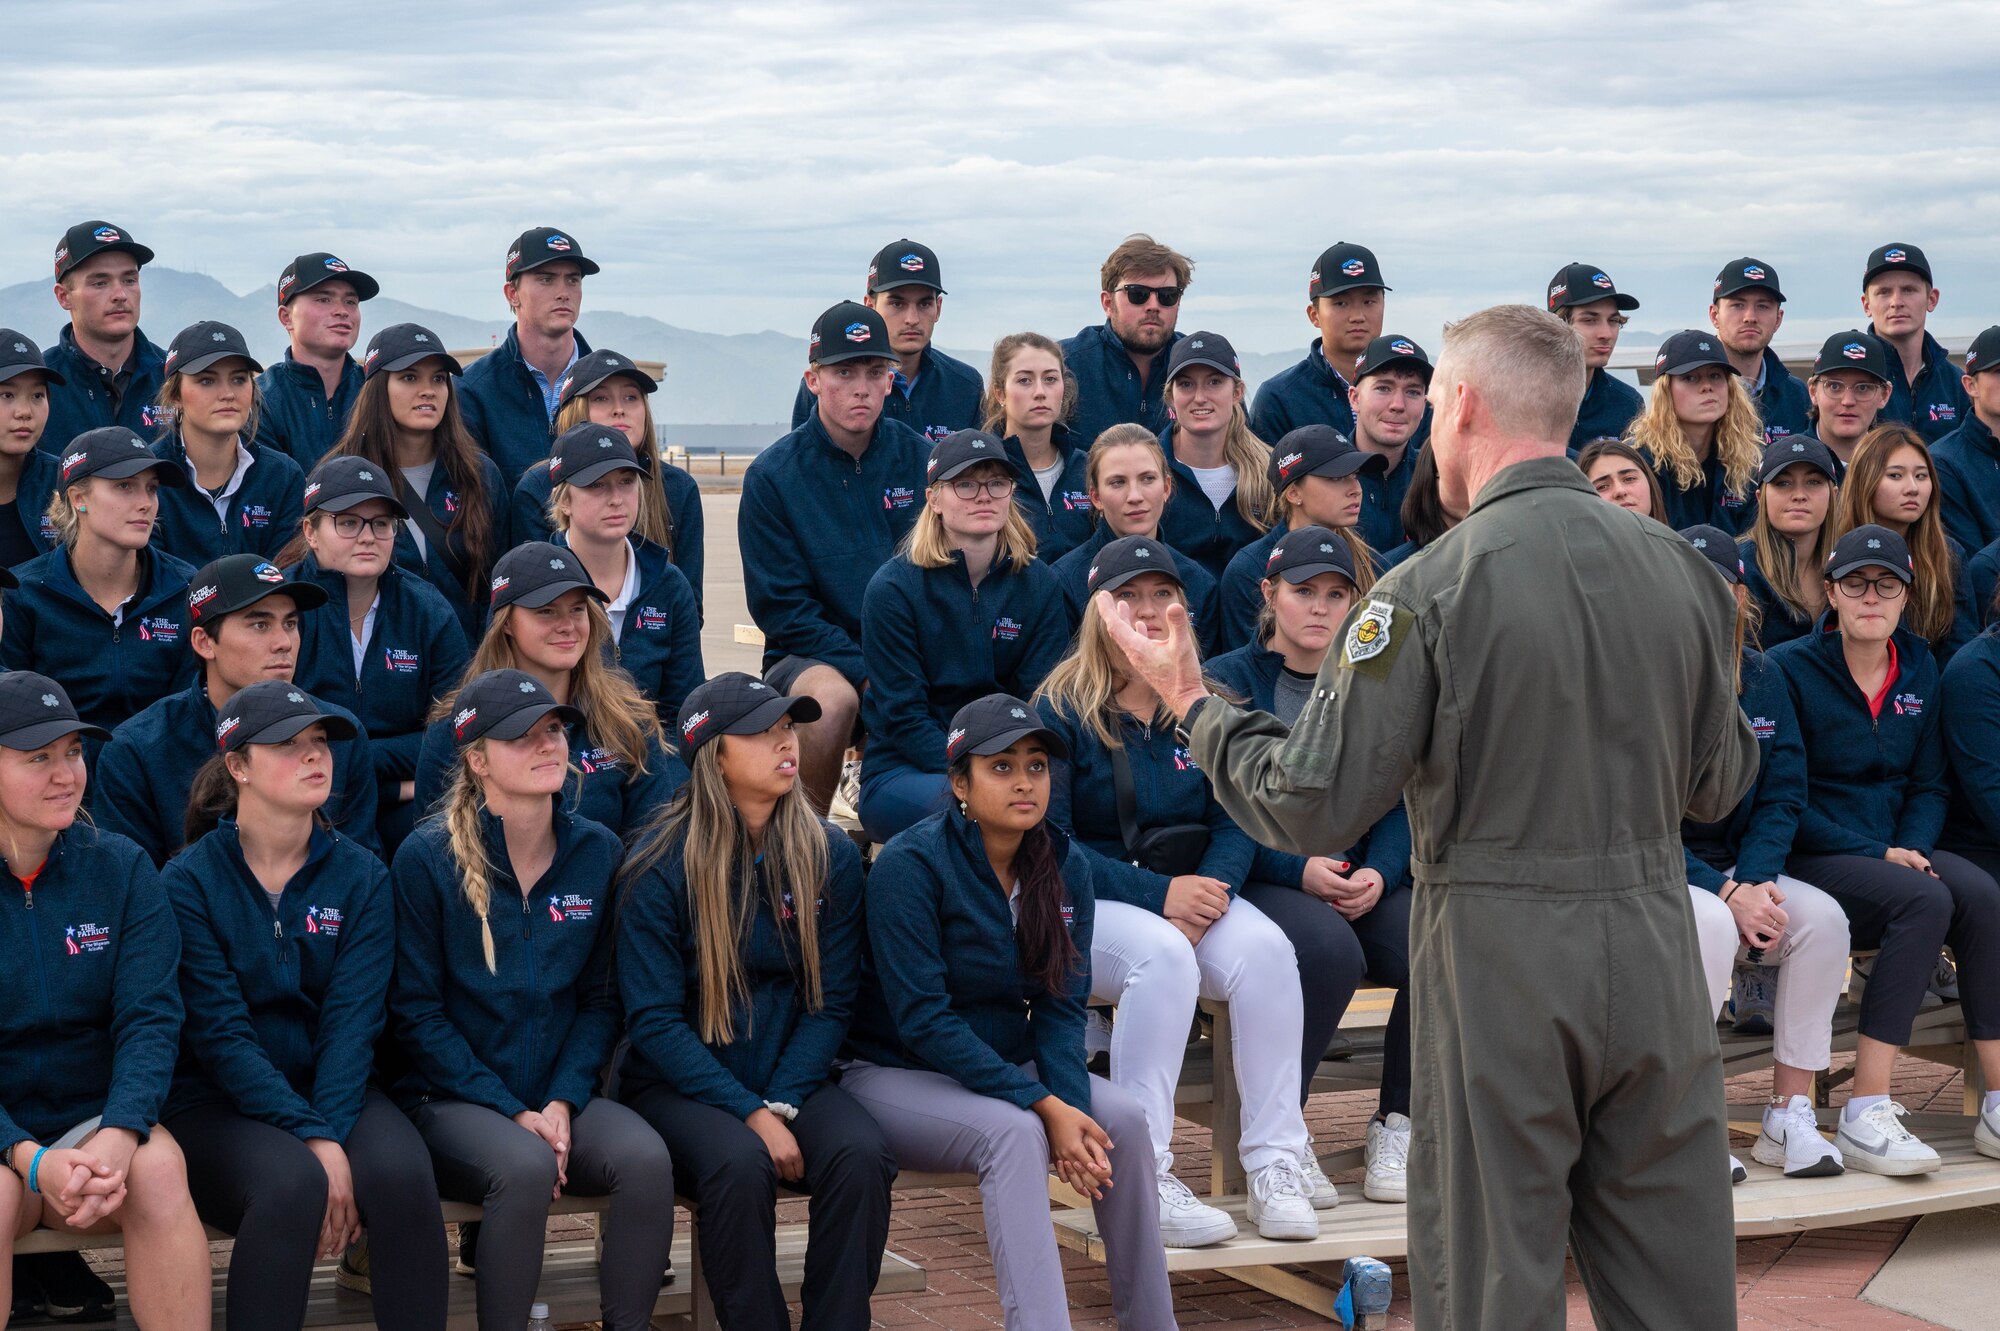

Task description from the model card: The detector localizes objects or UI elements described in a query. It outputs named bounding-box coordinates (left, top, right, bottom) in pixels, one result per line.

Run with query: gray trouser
left=409, top=1096, right=675, bottom=1331
left=1408, top=882, right=1736, bottom=1331
left=840, top=1062, right=1179, bottom=1331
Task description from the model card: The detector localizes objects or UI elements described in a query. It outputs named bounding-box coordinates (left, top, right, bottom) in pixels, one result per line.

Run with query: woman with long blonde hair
left=1051, top=423, right=1221, bottom=643
left=508, top=350, right=704, bottom=608
left=984, top=333, right=1093, bottom=562
left=618, top=673, right=891, bottom=1327
left=1835, top=424, right=1978, bottom=659
left=411, top=541, right=685, bottom=835
left=1742, top=437, right=1841, bottom=648
left=856, top=431, right=1069, bottom=842
left=1626, top=332, right=1762, bottom=534
left=390, top=668, right=675, bottom=1331
left=1157, top=332, right=1276, bottom=578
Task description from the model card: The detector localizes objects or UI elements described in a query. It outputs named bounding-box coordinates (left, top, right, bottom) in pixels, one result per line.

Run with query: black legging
left=1789, top=849, right=2000, bottom=1044
left=623, top=1081, right=895, bottom=1331
left=167, top=1088, right=448, bottom=1331
left=1349, top=887, right=1413, bottom=1118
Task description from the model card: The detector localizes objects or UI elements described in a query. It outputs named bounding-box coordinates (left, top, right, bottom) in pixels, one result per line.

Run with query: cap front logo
left=210, top=331, right=227, bottom=342
left=1867, top=538, right=1882, bottom=549
left=11, top=343, right=25, bottom=354
left=549, top=558, right=566, bottom=570
left=1692, top=536, right=1708, bottom=549
left=286, top=691, right=304, bottom=703
left=1697, top=341, right=1711, bottom=351
left=547, top=235, right=572, bottom=251
left=1341, top=258, right=1366, bottom=277
left=844, top=322, right=871, bottom=344
left=358, top=469, right=374, bottom=481
left=899, top=253, right=924, bottom=271
left=1390, top=339, right=1416, bottom=356
left=518, top=680, right=536, bottom=693
left=1884, top=248, right=1907, bottom=263
left=1009, top=707, right=1027, bottom=719
left=1592, top=273, right=1613, bottom=289
left=1320, top=542, right=1336, bottom=553
left=1743, top=265, right=1766, bottom=281
left=324, top=257, right=347, bottom=272
left=605, top=356, right=621, bottom=366
left=1792, top=441, right=1806, bottom=452
left=253, top=563, right=284, bottom=583
left=1844, top=342, right=1868, bottom=360
left=412, top=333, right=430, bottom=343
left=92, top=227, right=121, bottom=243
left=40, top=694, right=57, bottom=708
left=1134, top=546, right=1150, bottom=559
left=1191, top=339, right=1204, bottom=349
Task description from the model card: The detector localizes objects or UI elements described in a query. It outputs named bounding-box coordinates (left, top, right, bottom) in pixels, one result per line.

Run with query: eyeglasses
left=1834, top=573, right=1907, bottom=599
left=1116, top=283, right=1184, bottom=308
left=327, top=513, right=401, bottom=540
left=947, top=476, right=1017, bottom=501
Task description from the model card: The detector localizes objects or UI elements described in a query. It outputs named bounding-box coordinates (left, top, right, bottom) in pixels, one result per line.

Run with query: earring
left=75, top=504, right=85, bottom=513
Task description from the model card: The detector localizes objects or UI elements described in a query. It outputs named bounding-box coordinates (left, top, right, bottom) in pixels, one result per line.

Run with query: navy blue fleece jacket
left=255, top=351, right=366, bottom=471
left=457, top=326, right=591, bottom=488
left=1683, top=650, right=1806, bottom=890
left=1870, top=327, right=1969, bottom=444
left=40, top=326, right=170, bottom=454
left=791, top=344, right=985, bottom=446
left=511, top=460, right=707, bottom=615
left=1568, top=369, right=1644, bottom=453
left=1060, top=322, right=1183, bottom=449
left=0, top=545, right=196, bottom=733
left=148, top=433, right=307, bottom=566
left=1941, top=626, right=2000, bottom=856
left=1003, top=427, right=1096, bottom=564
left=1051, top=522, right=1221, bottom=651
left=412, top=712, right=688, bottom=839
left=551, top=533, right=705, bottom=719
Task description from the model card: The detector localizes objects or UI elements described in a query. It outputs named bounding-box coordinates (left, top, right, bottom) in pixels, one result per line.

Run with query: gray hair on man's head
left=1434, top=304, right=1587, bottom=444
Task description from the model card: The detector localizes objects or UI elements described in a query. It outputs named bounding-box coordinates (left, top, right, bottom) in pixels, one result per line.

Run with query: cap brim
left=174, top=350, right=265, bottom=377
left=0, top=362, right=63, bottom=388
left=512, top=255, right=602, bottom=278
left=476, top=700, right=586, bottom=743
left=726, top=693, right=824, bottom=738
left=1275, top=560, right=1355, bottom=585
left=65, top=241, right=154, bottom=275
left=1314, top=280, right=1392, bottom=297
left=1865, top=264, right=1930, bottom=287
left=1313, top=452, right=1391, bottom=480
left=92, top=456, right=189, bottom=487
left=967, top=723, right=1069, bottom=761
left=811, top=347, right=898, bottom=366
left=932, top=454, right=1032, bottom=485
left=1827, top=558, right=1911, bottom=584
left=0, top=718, right=112, bottom=751
left=869, top=276, right=947, bottom=294
left=1092, top=565, right=1185, bottom=596
left=499, top=577, right=608, bottom=609
left=376, top=351, right=465, bottom=376
left=564, top=457, right=645, bottom=488
left=226, top=581, right=331, bottom=615
left=1168, top=355, right=1241, bottom=380
left=1759, top=456, right=1837, bottom=484
left=235, top=709, right=359, bottom=749
left=1715, top=281, right=1785, bottom=302
left=288, top=271, right=382, bottom=303
left=1658, top=358, right=1739, bottom=378
left=1813, top=364, right=1889, bottom=384
left=559, top=368, right=656, bottom=406
left=308, top=488, right=410, bottom=519
left=1357, top=357, right=1431, bottom=383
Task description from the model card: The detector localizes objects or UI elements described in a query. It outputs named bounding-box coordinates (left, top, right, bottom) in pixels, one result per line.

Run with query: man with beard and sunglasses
left=1061, top=235, right=1190, bottom=447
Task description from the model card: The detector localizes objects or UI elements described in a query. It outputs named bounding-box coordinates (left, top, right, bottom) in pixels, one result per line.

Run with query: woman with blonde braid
left=1626, top=331, right=1764, bottom=534
left=390, top=668, right=675, bottom=1331
left=1836, top=424, right=1979, bottom=662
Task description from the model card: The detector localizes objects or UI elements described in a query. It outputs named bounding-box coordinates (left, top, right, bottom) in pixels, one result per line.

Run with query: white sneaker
left=1835, top=1100, right=1941, bottom=1175
left=1975, top=1100, right=2000, bottom=1160
left=1084, top=1009, right=1113, bottom=1060
left=1155, top=1173, right=1237, bottom=1248
left=1731, top=963, right=1778, bottom=1034
left=1245, top=1157, right=1319, bottom=1240
left=1364, top=1114, right=1411, bottom=1203
left=1729, top=1155, right=1747, bottom=1185
left=1297, top=1147, right=1341, bottom=1209
left=1753, top=1095, right=1844, bottom=1177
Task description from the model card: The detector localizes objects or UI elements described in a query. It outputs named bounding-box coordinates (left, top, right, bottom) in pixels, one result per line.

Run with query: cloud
left=7, top=0, right=2000, bottom=353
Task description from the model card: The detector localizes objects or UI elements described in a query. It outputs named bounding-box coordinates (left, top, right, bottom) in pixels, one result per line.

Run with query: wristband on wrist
left=1721, top=883, right=1739, bottom=902
left=26, top=1145, right=50, bottom=1195
left=763, top=1101, right=799, bottom=1123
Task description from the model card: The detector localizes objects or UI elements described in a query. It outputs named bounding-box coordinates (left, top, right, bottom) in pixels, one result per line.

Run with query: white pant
left=1687, top=875, right=1851, bottom=1070
left=1090, top=897, right=1309, bottom=1176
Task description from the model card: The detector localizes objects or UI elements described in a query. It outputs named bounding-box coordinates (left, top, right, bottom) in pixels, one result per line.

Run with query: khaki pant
left=1408, top=881, right=1736, bottom=1331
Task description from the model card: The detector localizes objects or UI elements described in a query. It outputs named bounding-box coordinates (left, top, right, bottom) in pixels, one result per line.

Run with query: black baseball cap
left=1756, top=435, right=1841, bottom=486
left=807, top=301, right=895, bottom=366
left=1811, top=331, right=1890, bottom=382
left=54, top=221, right=153, bottom=280
left=548, top=423, right=643, bottom=489
left=1652, top=330, right=1737, bottom=379
left=1713, top=258, right=1785, bottom=302
left=450, top=669, right=584, bottom=747
left=214, top=681, right=357, bottom=756
left=505, top=227, right=600, bottom=280
left=926, top=429, right=1026, bottom=485
left=1547, top=262, right=1640, bottom=313
left=362, top=324, right=462, bottom=380
left=0, top=673, right=109, bottom=750
left=1352, top=334, right=1432, bottom=383
left=303, top=455, right=410, bottom=518
left=868, top=240, right=946, bottom=294
left=278, top=253, right=379, bottom=305
left=1263, top=525, right=1357, bottom=585
left=1308, top=243, right=1389, bottom=300
left=188, top=554, right=328, bottom=628
left=164, top=321, right=263, bottom=378
left=1827, top=524, right=1913, bottom=584
left=0, top=331, right=63, bottom=387
left=944, top=693, right=1068, bottom=765
left=488, top=541, right=606, bottom=613
left=1086, top=535, right=1183, bottom=596
left=1678, top=525, right=1744, bottom=586
left=57, top=427, right=188, bottom=489
left=1963, top=326, right=2000, bottom=377
left=676, top=672, right=822, bottom=756
left=1864, top=243, right=1932, bottom=288
left=1166, top=332, right=1241, bottom=381
left=555, top=350, right=656, bottom=410
left=1268, top=424, right=1388, bottom=493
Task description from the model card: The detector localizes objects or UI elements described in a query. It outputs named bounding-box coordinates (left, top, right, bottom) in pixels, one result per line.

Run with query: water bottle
left=525, top=1302, right=555, bottom=1331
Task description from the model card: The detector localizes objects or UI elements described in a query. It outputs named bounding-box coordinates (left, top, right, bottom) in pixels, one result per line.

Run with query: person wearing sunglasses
left=1546, top=263, right=1644, bottom=454
left=791, top=240, right=983, bottom=446
left=1772, top=524, right=2000, bottom=1174
left=856, top=432, right=1068, bottom=843
left=1060, top=235, right=1191, bottom=449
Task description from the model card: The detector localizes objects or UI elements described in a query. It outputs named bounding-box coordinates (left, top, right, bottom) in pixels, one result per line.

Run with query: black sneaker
left=33, top=1250, right=117, bottom=1322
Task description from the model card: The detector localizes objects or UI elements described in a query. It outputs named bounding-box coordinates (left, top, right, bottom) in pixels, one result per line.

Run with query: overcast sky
left=7, top=1, right=1997, bottom=355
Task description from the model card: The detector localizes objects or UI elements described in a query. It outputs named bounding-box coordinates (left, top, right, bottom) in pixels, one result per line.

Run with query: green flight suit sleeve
left=1188, top=592, right=1436, bottom=859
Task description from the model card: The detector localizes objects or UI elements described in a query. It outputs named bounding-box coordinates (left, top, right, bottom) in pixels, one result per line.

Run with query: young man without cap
left=458, top=227, right=598, bottom=487
left=256, top=252, right=380, bottom=470
left=1862, top=243, right=1969, bottom=444
left=1548, top=262, right=1644, bottom=454
left=791, top=240, right=983, bottom=444
left=42, top=220, right=167, bottom=453
left=1709, top=257, right=1810, bottom=442
left=1061, top=235, right=1189, bottom=447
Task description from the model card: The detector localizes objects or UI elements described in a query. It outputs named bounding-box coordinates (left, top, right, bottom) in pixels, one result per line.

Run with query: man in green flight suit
left=1099, top=303, right=1760, bottom=1330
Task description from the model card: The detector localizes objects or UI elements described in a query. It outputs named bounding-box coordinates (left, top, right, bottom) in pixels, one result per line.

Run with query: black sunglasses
left=1116, top=283, right=1183, bottom=308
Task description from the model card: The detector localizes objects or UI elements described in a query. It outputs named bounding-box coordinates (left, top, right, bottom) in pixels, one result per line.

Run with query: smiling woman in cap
left=0, top=331, right=67, bottom=571
left=856, top=429, right=1068, bottom=843
left=389, top=666, right=676, bottom=1330
left=412, top=541, right=685, bottom=837
left=616, top=673, right=894, bottom=1326
left=1742, top=435, right=1842, bottom=647
left=149, top=320, right=309, bottom=567
left=841, top=691, right=1179, bottom=1329
left=1625, top=329, right=1764, bottom=535
left=323, top=322, right=503, bottom=641
left=0, top=670, right=213, bottom=1331
left=0, top=426, right=197, bottom=740
left=159, top=680, right=450, bottom=1330
left=1157, top=331, right=1277, bottom=580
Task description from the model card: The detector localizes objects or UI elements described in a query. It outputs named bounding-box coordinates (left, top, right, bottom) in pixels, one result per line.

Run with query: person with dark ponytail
left=391, top=669, right=675, bottom=1331
left=162, top=682, right=447, bottom=1330
left=323, top=324, right=504, bottom=640
left=843, top=694, right=1177, bottom=1331
left=617, top=674, right=893, bottom=1328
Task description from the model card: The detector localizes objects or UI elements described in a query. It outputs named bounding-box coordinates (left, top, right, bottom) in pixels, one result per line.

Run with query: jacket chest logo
left=548, top=894, right=594, bottom=923
left=1930, top=404, right=1958, bottom=424
left=1749, top=715, right=1777, bottom=740
left=137, top=616, right=180, bottom=644
left=1060, top=901, right=1075, bottom=930
left=922, top=425, right=953, bottom=444
left=578, top=746, right=621, bottom=774
left=1892, top=692, right=1925, bottom=717
left=64, top=922, right=110, bottom=955
left=240, top=504, right=273, bottom=528
left=383, top=648, right=421, bottom=674
left=635, top=606, right=670, bottom=632
left=1172, top=745, right=1199, bottom=772
left=140, top=405, right=175, bottom=429
left=992, top=616, right=1023, bottom=642
left=304, top=905, right=342, bottom=937
left=883, top=486, right=917, bottom=511
left=442, top=491, right=460, bottom=514
left=1061, top=491, right=1093, bottom=512
left=38, top=515, right=57, bottom=544
left=778, top=886, right=824, bottom=921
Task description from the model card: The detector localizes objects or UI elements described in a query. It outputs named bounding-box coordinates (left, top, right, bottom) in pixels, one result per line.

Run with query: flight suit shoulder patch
left=1340, top=597, right=1408, bottom=680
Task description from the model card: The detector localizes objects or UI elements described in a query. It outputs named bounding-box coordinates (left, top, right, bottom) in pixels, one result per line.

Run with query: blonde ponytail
left=443, top=753, right=498, bottom=975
